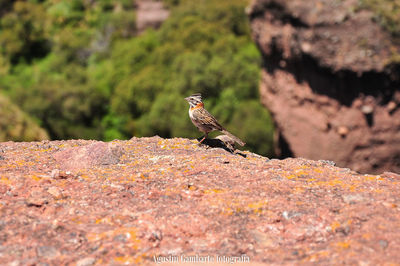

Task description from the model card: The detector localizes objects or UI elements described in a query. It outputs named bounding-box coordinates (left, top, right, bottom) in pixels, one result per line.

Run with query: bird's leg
left=198, top=133, right=208, bottom=144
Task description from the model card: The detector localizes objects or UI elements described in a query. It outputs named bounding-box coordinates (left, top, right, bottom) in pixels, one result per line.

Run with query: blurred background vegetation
left=0, top=0, right=275, bottom=156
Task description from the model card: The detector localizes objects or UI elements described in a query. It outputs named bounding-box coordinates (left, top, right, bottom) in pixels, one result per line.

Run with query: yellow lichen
left=247, top=200, right=268, bottom=214
left=87, top=227, right=140, bottom=249
left=362, top=233, right=371, bottom=240
left=330, top=221, right=341, bottom=231
left=0, top=177, right=11, bottom=185
left=304, top=250, right=329, bottom=262
left=30, top=175, right=41, bottom=181
left=204, top=188, right=224, bottom=194
left=335, top=241, right=351, bottom=249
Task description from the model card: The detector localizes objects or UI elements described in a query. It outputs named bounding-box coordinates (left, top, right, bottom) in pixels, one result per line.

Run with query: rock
left=250, top=230, right=275, bottom=248
left=249, top=0, right=400, bottom=174
left=76, top=257, right=96, bottom=266
left=36, top=246, right=59, bottom=258
left=361, top=105, right=374, bottom=115
left=8, top=261, right=20, bottom=266
left=381, top=172, right=400, bottom=179
left=26, top=188, right=49, bottom=207
left=1, top=137, right=400, bottom=264
left=378, top=240, right=388, bottom=249
left=52, top=142, right=125, bottom=171
left=387, top=101, right=397, bottom=113
left=26, top=197, right=48, bottom=207
left=318, top=160, right=336, bottom=166
left=337, top=126, right=349, bottom=137
left=136, top=0, right=169, bottom=34
left=47, top=187, right=63, bottom=200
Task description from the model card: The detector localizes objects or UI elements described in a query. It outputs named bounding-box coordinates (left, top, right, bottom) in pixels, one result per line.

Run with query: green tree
left=0, top=0, right=275, bottom=156
left=105, top=0, right=275, bottom=155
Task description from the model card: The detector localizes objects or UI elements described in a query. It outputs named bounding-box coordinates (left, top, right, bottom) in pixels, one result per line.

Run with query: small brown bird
left=184, top=93, right=245, bottom=146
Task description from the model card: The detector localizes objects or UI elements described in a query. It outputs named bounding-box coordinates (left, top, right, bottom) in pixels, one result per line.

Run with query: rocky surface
left=249, top=0, right=400, bottom=174
left=0, top=137, right=400, bottom=265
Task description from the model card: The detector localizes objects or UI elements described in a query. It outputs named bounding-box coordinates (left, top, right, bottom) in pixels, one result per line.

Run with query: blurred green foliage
left=0, top=93, right=49, bottom=141
left=0, top=0, right=136, bottom=139
left=0, top=0, right=275, bottom=156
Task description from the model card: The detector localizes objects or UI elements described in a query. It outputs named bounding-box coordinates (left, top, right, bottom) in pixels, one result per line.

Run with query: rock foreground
left=0, top=137, right=399, bottom=265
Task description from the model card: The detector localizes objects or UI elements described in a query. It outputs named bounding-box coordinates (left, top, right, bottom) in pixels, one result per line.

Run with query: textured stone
left=76, top=257, right=96, bottom=266
left=0, top=138, right=399, bottom=264
left=136, top=0, right=169, bottom=34
left=249, top=0, right=400, bottom=174
left=36, top=246, right=59, bottom=258
left=52, top=142, right=124, bottom=171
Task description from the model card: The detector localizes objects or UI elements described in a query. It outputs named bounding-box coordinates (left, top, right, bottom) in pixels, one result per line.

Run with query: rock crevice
left=249, top=0, right=400, bottom=173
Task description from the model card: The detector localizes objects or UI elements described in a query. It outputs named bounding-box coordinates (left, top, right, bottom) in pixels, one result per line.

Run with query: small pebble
left=36, top=246, right=59, bottom=258
left=76, top=257, right=96, bottom=266
left=378, top=240, right=388, bottom=249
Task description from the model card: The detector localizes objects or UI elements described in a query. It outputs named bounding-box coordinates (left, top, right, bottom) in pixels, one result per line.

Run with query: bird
left=184, top=93, right=245, bottom=146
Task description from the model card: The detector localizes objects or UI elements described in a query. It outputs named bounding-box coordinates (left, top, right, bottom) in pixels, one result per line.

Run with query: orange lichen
left=30, top=175, right=41, bottom=181
left=34, top=148, right=53, bottom=153
left=314, top=168, right=323, bottom=173
left=188, top=185, right=197, bottom=191
left=114, top=256, right=135, bottom=264
left=221, top=207, right=234, bottom=216
left=364, top=175, right=380, bottom=181
left=304, top=250, right=329, bottom=262
left=87, top=227, right=140, bottom=250
left=114, top=254, right=144, bottom=264
left=120, top=176, right=136, bottom=183
left=349, top=185, right=357, bottom=192
left=204, top=189, right=224, bottom=194
left=362, top=233, right=372, bottom=240
left=247, top=200, right=268, bottom=214
left=95, top=217, right=113, bottom=225
left=217, top=198, right=268, bottom=216
left=80, top=174, right=90, bottom=180
left=330, top=221, right=341, bottom=231
left=295, top=170, right=309, bottom=176
left=335, top=241, right=351, bottom=249
left=71, top=216, right=83, bottom=224
left=139, top=174, right=151, bottom=180
left=0, top=177, right=11, bottom=185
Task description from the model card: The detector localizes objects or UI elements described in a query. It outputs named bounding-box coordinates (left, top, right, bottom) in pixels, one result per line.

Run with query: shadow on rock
left=196, top=136, right=247, bottom=158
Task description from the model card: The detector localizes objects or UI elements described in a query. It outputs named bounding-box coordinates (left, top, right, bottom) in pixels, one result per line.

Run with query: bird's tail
left=221, top=129, right=245, bottom=146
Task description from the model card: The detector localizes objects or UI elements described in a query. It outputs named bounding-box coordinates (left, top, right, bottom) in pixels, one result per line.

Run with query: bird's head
left=184, top=93, right=203, bottom=108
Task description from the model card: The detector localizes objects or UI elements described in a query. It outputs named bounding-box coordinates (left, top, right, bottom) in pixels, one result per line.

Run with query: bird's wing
left=193, top=108, right=223, bottom=130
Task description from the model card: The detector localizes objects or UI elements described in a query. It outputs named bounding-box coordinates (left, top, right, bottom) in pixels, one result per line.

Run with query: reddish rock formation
left=135, top=0, right=169, bottom=34
left=248, top=0, right=400, bottom=174
left=0, top=137, right=400, bottom=264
